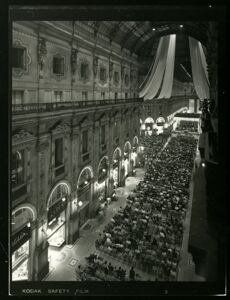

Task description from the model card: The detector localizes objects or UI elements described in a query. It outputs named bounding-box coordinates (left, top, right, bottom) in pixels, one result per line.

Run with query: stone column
left=34, top=140, right=50, bottom=281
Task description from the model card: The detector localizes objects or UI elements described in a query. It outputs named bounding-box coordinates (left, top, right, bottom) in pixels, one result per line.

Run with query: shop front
left=12, top=224, right=31, bottom=281
left=112, top=148, right=121, bottom=188
left=46, top=182, right=69, bottom=269
left=47, top=201, right=67, bottom=248
left=156, top=117, right=166, bottom=135
left=144, top=117, right=154, bottom=136
left=76, top=166, right=94, bottom=228
left=97, top=156, right=109, bottom=210
left=123, top=141, right=131, bottom=178
left=132, top=136, right=139, bottom=168
left=11, top=205, right=36, bottom=282
left=78, top=189, right=90, bottom=228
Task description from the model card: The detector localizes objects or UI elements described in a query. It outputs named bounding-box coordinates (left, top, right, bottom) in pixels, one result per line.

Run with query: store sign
left=48, top=200, right=67, bottom=223
left=12, top=226, right=31, bottom=253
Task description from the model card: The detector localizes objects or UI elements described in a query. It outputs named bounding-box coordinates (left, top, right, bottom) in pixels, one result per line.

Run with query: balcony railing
left=12, top=98, right=143, bottom=114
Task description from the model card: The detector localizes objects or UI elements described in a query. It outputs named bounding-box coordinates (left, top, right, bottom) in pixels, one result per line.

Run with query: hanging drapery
left=189, top=36, right=210, bottom=100
left=139, top=34, right=176, bottom=100
left=143, top=36, right=170, bottom=100
left=158, top=34, right=176, bottom=99
left=139, top=37, right=164, bottom=96
left=199, top=43, right=209, bottom=85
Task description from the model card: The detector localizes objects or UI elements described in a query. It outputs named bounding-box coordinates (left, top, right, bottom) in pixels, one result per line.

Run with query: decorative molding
left=93, top=56, right=99, bottom=78
left=12, top=39, right=32, bottom=78
left=12, top=130, right=35, bottom=146
left=37, top=37, right=47, bottom=79
left=37, top=140, right=49, bottom=153
left=71, top=48, right=78, bottom=76
left=51, top=123, right=70, bottom=135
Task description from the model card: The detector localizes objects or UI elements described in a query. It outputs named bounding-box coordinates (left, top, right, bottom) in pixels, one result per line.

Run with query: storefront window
left=98, top=158, right=108, bottom=182
left=47, top=183, right=69, bottom=250
left=78, top=169, right=91, bottom=192
left=47, top=211, right=65, bottom=248
left=12, top=253, right=29, bottom=281
left=12, top=229, right=30, bottom=282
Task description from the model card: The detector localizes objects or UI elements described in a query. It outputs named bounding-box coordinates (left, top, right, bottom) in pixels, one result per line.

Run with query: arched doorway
left=123, top=141, right=132, bottom=178
left=144, top=117, right=154, bottom=135
left=77, top=166, right=94, bottom=229
left=47, top=182, right=70, bottom=270
left=131, top=136, right=139, bottom=167
left=97, top=156, right=109, bottom=206
left=156, top=117, right=166, bottom=134
left=11, top=204, right=36, bottom=281
left=112, top=147, right=122, bottom=188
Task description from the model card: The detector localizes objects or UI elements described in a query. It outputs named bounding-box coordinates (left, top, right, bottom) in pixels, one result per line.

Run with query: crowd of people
left=78, top=134, right=197, bottom=281
left=138, top=133, right=170, bottom=167
left=176, top=120, right=198, bottom=132
left=76, top=253, right=142, bottom=281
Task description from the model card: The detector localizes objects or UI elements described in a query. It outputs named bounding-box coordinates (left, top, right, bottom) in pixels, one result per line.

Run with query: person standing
left=129, top=266, right=135, bottom=281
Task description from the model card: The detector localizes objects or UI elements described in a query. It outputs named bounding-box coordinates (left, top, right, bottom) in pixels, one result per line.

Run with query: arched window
left=48, top=183, right=69, bottom=209
left=98, top=157, right=109, bottom=182
left=132, top=136, right=139, bottom=151
left=11, top=150, right=24, bottom=187
left=156, top=117, right=166, bottom=126
left=78, top=168, right=92, bottom=194
left=113, top=148, right=121, bottom=167
left=124, top=142, right=131, bottom=159
left=12, top=207, right=34, bottom=232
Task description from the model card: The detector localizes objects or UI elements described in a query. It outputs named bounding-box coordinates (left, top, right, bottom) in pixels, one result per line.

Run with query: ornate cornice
left=12, top=130, right=35, bottom=146
left=51, top=123, right=70, bottom=135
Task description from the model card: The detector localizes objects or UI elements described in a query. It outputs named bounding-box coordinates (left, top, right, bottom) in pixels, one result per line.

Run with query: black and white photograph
left=3, top=2, right=228, bottom=297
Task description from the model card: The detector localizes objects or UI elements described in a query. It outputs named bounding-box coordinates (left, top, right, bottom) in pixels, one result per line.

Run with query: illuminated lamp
left=152, top=28, right=156, bottom=31
left=102, top=168, right=106, bottom=172
left=27, top=222, right=31, bottom=228
left=201, top=162, right=205, bottom=167
left=62, top=197, right=66, bottom=202
left=180, top=25, right=183, bottom=28
left=78, top=201, right=83, bottom=207
left=84, top=180, right=88, bottom=185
